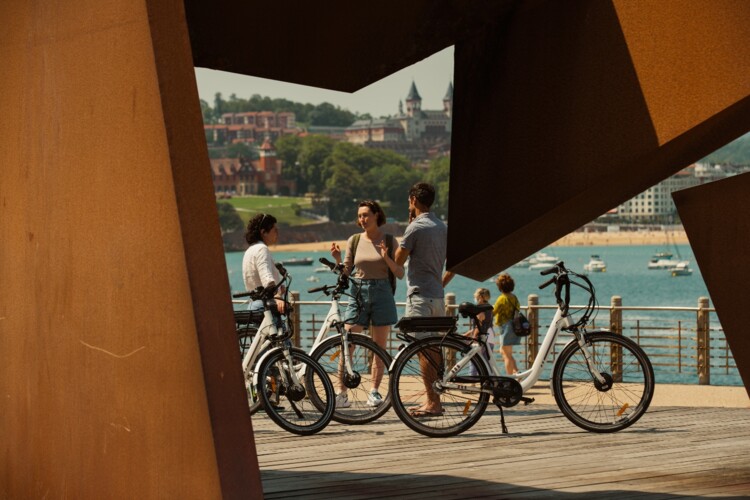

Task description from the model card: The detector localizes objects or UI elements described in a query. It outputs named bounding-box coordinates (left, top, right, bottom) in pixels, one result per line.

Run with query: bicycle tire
left=310, top=333, right=393, bottom=425
left=390, top=336, right=490, bottom=437
left=257, top=348, right=335, bottom=435
left=552, top=331, right=654, bottom=433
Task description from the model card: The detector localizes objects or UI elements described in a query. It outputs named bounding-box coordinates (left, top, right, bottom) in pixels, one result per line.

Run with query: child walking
left=493, top=273, right=521, bottom=375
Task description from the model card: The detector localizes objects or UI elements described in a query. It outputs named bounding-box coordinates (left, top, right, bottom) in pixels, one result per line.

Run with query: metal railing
left=256, top=292, right=739, bottom=386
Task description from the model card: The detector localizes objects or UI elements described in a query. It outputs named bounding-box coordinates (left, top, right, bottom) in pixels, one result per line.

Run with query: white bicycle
left=388, top=261, right=655, bottom=437
left=306, top=258, right=393, bottom=425
left=233, top=264, right=335, bottom=435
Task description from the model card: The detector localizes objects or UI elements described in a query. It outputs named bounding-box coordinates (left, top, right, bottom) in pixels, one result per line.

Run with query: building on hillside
left=343, top=80, right=453, bottom=162
left=305, top=125, right=349, bottom=140
left=205, top=111, right=299, bottom=145
left=210, top=137, right=297, bottom=196
left=616, top=166, right=700, bottom=223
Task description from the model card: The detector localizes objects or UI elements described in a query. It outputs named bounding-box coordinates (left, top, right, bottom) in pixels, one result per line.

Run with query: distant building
left=205, top=111, right=299, bottom=145
left=344, top=81, right=453, bottom=161
left=616, top=167, right=700, bottom=222
left=210, top=137, right=297, bottom=196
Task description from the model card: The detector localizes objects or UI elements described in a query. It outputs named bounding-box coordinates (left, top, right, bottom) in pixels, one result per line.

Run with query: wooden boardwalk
left=254, top=395, right=750, bottom=498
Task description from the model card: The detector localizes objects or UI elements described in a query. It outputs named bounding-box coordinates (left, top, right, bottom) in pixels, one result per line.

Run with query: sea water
left=225, top=245, right=742, bottom=386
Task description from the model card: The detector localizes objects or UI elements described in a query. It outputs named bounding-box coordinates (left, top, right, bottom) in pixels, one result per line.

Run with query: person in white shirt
left=242, top=213, right=285, bottom=313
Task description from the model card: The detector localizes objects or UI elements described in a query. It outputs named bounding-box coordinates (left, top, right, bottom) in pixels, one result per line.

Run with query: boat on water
left=529, top=262, right=556, bottom=271
left=648, top=256, right=679, bottom=270
left=671, top=261, right=693, bottom=277
left=528, top=252, right=558, bottom=265
left=305, top=275, right=320, bottom=282
left=583, top=254, right=607, bottom=273
left=314, top=266, right=330, bottom=273
left=280, top=257, right=313, bottom=266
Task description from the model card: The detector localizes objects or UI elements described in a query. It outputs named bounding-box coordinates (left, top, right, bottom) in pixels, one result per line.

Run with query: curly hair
left=245, top=213, right=277, bottom=245
left=357, top=200, right=386, bottom=227
left=495, top=273, right=515, bottom=294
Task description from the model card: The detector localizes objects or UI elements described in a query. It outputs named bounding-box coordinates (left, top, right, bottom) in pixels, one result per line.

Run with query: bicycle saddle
left=458, top=302, right=493, bottom=318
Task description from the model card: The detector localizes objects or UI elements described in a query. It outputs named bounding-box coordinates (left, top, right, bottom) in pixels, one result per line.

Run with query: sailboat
left=648, top=229, right=692, bottom=276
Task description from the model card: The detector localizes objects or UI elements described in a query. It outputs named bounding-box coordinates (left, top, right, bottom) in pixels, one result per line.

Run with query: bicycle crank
left=486, top=377, right=523, bottom=408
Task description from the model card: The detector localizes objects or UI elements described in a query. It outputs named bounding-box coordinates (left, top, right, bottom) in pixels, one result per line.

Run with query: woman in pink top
left=331, top=200, right=404, bottom=408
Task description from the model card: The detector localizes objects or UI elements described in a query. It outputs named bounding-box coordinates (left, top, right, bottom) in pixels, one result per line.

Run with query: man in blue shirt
left=395, top=182, right=454, bottom=416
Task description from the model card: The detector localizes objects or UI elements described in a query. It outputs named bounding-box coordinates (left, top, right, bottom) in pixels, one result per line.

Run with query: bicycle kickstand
left=492, top=397, right=509, bottom=434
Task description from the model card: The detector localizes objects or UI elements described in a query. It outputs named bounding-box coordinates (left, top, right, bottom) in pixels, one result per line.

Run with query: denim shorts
left=499, top=320, right=522, bottom=346
left=343, top=279, right=398, bottom=327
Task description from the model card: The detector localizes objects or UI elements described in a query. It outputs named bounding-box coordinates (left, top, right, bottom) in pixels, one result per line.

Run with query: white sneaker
left=366, top=390, right=383, bottom=407
left=335, top=392, right=351, bottom=408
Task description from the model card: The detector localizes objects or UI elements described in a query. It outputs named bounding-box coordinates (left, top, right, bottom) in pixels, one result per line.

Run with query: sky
left=194, top=47, right=455, bottom=118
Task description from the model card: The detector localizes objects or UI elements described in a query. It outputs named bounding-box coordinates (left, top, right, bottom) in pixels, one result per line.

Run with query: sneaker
left=367, top=390, right=383, bottom=407
left=335, top=392, right=351, bottom=408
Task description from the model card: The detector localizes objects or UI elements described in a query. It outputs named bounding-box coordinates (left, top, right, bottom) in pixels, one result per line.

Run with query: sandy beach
left=272, top=229, right=689, bottom=253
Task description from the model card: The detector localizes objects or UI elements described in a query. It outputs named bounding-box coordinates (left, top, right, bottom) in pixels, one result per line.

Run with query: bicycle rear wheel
left=310, top=333, right=392, bottom=425
left=390, top=336, right=489, bottom=437
left=552, top=331, right=654, bottom=433
left=257, top=348, right=335, bottom=435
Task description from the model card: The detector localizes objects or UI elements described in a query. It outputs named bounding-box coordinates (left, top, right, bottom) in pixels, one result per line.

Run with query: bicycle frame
left=438, top=306, right=607, bottom=396
left=307, top=294, right=358, bottom=379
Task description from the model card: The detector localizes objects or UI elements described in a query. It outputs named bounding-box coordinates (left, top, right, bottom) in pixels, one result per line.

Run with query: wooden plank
left=253, top=405, right=750, bottom=498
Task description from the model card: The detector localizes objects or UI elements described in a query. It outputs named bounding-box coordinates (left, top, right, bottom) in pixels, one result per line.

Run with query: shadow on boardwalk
left=255, top=405, right=750, bottom=499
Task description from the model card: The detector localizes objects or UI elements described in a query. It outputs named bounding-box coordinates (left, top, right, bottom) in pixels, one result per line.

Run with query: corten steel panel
left=0, top=0, right=259, bottom=497
left=184, top=0, right=518, bottom=92
left=447, top=0, right=750, bottom=280
left=674, top=174, right=750, bottom=397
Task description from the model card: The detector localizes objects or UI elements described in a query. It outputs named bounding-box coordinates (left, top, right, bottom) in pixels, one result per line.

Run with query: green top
left=493, top=292, right=520, bottom=326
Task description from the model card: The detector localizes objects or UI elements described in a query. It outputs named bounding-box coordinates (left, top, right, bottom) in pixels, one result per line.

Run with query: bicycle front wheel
left=390, top=336, right=489, bottom=437
left=552, top=331, right=654, bottom=433
left=257, top=348, right=335, bottom=435
left=311, top=333, right=393, bottom=425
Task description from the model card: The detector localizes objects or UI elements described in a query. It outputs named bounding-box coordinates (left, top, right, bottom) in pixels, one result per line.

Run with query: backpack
left=350, top=233, right=397, bottom=295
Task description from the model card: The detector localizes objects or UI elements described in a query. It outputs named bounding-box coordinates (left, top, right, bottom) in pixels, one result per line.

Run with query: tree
left=298, top=135, right=336, bottom=193
left=213, top=92, right=225, bottom=121
left=308, top=102, right=357, bottom=127
left=426, top=155, right=451, bottom=218
left=376, top=165, right=421, bottom=220
left=217, top=202, right=244, bottom=235
left=324, top=163, right=365, bottom=222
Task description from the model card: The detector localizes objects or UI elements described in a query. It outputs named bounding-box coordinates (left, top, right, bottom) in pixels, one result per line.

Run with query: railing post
left=291, top=291, right=301, bottom=347
left=526, top=295, right=539, bottom=370
left=610, top=296, right=623, bottom=382
left=445, top=293, right=456, bottom=315
left=445, top=293, right=457, bottom=365
left=697, top=296, right=711, bottom=385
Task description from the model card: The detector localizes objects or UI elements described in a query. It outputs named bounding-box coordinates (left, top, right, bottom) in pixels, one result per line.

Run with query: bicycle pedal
left=521, top=397, right=535, bottom=406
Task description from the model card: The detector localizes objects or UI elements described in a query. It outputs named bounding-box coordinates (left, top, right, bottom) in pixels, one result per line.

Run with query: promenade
left=254, top=384, right=749, bottom=499
left=271, top=229, right=689, bottom=253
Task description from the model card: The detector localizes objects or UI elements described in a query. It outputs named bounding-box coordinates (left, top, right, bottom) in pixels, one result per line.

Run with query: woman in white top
left=242, top=213, right=285, bottom=314
left=330, top=200, right=404, bottom=407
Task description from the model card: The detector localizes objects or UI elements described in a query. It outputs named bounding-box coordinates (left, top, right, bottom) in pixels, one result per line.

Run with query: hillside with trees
left=701, top=132, right=750, bottom=165
left=201, top=93, right=368, bottom=127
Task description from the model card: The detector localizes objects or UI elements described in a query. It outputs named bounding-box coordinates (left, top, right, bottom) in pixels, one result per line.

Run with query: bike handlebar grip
left=308, top=286, right=326, bottom=293
left=539, top=265, right=557, bottom=276
left=319, top=257, right=337, bottom=269
left=539, top=277, right=555, bottom=290
left=275, top=262, right=287, bottom=277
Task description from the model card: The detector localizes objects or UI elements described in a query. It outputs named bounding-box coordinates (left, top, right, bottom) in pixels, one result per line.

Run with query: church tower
left=258, top=136, right=278, bottom=174
left=443, top=81, right=454, bottom=117
left=405, top=80, right=422, bottom=117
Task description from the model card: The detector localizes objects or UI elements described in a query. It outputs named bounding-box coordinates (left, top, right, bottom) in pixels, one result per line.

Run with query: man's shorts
left=343, top=279, right=398, bottom=327
left=404, top=292, right=445, bottom=317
